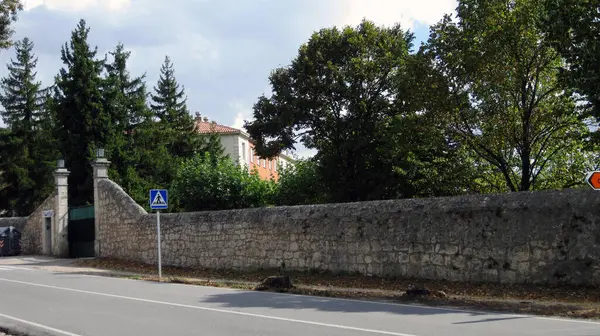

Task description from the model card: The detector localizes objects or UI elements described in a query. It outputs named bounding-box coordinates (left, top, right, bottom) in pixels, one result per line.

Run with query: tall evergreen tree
left=0, top=37, right=57, bottom=216
left=150, top=55, right=200, bottom=159
left=102, top=42, right=161, bottom=203
left=53, top=19, right=110, bottom=206
left=0, top=126, right=10, bottom=214
left=150, top=55, right=188, bottom=124
left=0, top=37, right=46, bottom=130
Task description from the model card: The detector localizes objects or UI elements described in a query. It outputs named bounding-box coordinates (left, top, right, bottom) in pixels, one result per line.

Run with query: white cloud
left=180, top=33, right=220, bottom=62
left=229, top=102, right=253, bottom=129
left=296, top=147, right=317, bottom=159
left=335, top=0, right=457, bottom=30
left=23, top=0, right=132, bottom=12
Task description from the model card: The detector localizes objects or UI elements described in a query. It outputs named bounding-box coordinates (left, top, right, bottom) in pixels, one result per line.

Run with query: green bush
left=274, top=158, right=329, bottom=206
left=171, top=152, right=276, bottom=212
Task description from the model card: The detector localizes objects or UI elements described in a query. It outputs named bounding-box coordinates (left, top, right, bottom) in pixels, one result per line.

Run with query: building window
left=242, top=142, right=246, bottom=161
left=273, top=160, right=277, bottom=172
left=250, top=148, right=253, bottom=163
left=263, top=159, right=266, bottom=168
left=268, top=160, right=272, bottom=170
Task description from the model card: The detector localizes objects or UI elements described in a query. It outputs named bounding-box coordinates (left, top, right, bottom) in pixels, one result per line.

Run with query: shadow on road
left=199, top=290, right=529, bottom=320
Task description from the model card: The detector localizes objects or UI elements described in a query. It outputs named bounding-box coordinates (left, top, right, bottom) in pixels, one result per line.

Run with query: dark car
left=0, top=226, right=22, bottom=257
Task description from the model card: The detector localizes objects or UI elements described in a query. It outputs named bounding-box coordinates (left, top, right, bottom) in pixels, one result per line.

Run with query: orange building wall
left=248, top=142, right=280, bottom=181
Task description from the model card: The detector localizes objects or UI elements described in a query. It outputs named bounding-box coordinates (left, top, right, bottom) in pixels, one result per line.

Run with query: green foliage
left=541, top=0, right=600, bottom=122
left=150, top=55, right=201, bottom=159
left=0, top=37, right=58, bottom=216
left=171, top=152, right=276, bottom=212
left=0, top=37, right=47, bottom=130
left=101, top=42, right=158, bottom=205
left=420, top=0, right=592, bottom=192
left=52, top=19, right=111, bottom=206
left=246, top=19, right=478, bottom=202
left=384, top=112, right=481, bottom=197
left=198, top=124, right=226, bottom=162
left=246, top=20, right=413, bottom=202
left=273, top=158, right=328, bottom=205
left=3, top=5, right=599, bottom=215
left=0, top=0, right=22, bottom=50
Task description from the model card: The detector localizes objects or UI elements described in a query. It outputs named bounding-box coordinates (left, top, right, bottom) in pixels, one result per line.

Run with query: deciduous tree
left=542, top=0, right=600, bottom=122
left=420, top=0, right=591, bottom=191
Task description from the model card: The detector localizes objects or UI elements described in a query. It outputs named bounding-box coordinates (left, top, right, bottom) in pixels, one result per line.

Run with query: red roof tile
left=195, top=120, right=242, bottom=134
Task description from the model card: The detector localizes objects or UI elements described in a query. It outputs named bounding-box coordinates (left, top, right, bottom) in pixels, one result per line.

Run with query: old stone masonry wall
left=0, top=191, right=56, bottom=255
left=96, top=178, right=600, bottom=286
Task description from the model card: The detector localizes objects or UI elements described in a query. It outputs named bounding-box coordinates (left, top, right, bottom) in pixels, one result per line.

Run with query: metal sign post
left=156, top=210, right=162, bottom=279
left=149, top=189, right=168, bottom=280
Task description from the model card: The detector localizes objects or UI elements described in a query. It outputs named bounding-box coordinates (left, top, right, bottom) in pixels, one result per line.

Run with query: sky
left=0, top=0, right=457, bottom=158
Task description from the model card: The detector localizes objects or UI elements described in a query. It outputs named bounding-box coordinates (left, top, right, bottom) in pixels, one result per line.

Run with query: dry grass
left=72, top=258, right=600, bottom=320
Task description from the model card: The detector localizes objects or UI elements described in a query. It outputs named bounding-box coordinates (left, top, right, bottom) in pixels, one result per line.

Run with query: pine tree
left=0, top=37, right=46, bottom=131
left=53, top=19, right=110, bottom=206
left=150, top=55, right=188, bottom=124
left=0, top=127, right=10, bottom=215
left=0, top=37, right=57, bottom=215
left=102, top=42, right=159, bottom=203
left=104, top=43, right=151, bottom=131
left=150, top=55, right=200, bottom=159
left=29, top=92, right=59, bottom=208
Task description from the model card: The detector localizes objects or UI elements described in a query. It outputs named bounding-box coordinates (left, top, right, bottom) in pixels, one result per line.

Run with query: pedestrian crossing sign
left=149, top=189, right=168, bottom=210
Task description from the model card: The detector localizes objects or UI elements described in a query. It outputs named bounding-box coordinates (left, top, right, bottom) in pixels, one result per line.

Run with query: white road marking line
left=0, top=277, right=417, bottom=336
left=0, top=312, right=83, bottom=336
left=0, top=266, right=32, bottom=271
left=70, top=271, right=600, bottom=326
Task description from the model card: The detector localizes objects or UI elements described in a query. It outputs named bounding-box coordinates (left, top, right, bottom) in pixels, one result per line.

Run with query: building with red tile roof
left=193, top=113, right=294, bottom=181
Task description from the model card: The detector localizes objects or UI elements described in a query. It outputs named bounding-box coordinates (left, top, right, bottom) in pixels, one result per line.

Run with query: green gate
left=68, top=205, right=95, bottom=258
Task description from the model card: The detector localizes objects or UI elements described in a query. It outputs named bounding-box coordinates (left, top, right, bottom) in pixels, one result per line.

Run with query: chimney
left=195, top=112, right=201, bottom=121
left=203, top=117, right=209, bottom=122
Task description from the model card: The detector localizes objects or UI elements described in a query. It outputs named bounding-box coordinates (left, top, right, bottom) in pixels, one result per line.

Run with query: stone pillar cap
left=54, top=168, right=70, bottom=175
left=92, top=158, right=111, bottom=165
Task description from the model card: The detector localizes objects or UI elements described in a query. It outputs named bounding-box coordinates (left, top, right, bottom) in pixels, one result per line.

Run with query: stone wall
left=0, top=217, right=27, bottom=232
left=25, top=192, right=57, bottom=255
left=0, top=192, right=56, bottom=255
left=96, top=178, right=600, bottom=286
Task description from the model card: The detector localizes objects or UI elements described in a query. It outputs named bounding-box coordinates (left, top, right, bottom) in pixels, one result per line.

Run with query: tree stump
left=253, top=275, right=294, bottom=291
left=405, top=284, right=447, bottom=298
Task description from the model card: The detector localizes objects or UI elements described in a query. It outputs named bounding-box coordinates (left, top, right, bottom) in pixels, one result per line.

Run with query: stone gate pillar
left=53, top=160, right=70, bottom=257
left=92, top=148, right=110, bottom=257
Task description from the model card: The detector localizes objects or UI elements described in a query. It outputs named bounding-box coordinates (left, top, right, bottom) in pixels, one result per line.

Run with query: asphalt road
left=0, top=260, right=599, bottom=336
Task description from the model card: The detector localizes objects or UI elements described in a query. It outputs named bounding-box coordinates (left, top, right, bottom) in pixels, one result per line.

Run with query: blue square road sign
left=149, top=189, right=168, bottom=210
